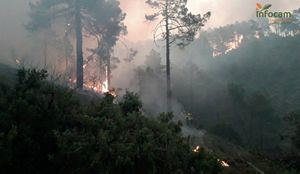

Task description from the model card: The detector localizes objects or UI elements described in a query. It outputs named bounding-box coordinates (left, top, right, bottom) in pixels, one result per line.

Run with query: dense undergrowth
left=0, top=68, right=221, bottom=174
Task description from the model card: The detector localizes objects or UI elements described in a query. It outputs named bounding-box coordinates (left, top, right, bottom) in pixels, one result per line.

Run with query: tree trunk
left=99, top=57, right=103, bottom=90
left=64, top=34, right=69, bottom=75
left=189, top=70, right=194, bottom=112
left=165, top=0, right=171, bottom=112
left=43, top=38, right=47, bottom=68
left=107, top=56, right=111, bottom=90
left=75, top=0, right=83, bottom=89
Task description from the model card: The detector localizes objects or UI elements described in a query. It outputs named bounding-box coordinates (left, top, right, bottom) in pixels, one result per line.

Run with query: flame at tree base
left=68, top=68, right=117, bottom=97
left=79, top=66, right=111, bottom=94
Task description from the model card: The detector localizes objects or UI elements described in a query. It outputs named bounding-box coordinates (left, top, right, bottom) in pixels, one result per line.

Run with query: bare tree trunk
left=165, top=0, right=171, bottom=112
left=75, top=0, right=83, bottom=89
left=99, top=57, right=103, bottom=90
left=190, top=70, right=194, bottom=112
left=64, top=35, right=69, bottom=75
left=65, top=55, right=68, bottom=74
left=107, top=56, right=111, bottom=90
left=43, top=37, right=47, bottom=68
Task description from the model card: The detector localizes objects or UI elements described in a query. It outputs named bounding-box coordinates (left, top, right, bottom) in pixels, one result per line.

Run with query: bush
left=0, top=68, right=222, bottom=174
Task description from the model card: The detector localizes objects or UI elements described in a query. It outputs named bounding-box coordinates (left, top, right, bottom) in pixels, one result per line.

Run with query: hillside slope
left=214, top=35, right=300, bottom=114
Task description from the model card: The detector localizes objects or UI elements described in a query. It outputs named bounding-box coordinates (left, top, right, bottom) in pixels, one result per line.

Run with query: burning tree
left=145, top=0, right=211, bottom=111
left=85, top=0, right=126, bottom=92
left=27, top=0, right=125, bottom=90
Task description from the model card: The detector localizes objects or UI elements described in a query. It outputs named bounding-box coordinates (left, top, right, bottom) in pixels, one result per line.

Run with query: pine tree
left=27, top=0, right=125, bottom=89
left=145, top=0, right=210, bottom=111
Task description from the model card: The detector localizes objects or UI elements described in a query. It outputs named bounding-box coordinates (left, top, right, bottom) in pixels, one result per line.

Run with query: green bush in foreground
left=0, top=68, right=221, bottom=174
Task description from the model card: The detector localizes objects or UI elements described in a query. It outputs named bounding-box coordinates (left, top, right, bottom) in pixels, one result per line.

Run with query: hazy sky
left=120, top=0, right=300, bottom=41
left=0, top=0, right=299, bottom=45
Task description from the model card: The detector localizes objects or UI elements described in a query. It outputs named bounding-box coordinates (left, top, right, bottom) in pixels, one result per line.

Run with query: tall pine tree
left=145, top=0, right=210, bottom=111
left=27, top=0, right=125, bottom=89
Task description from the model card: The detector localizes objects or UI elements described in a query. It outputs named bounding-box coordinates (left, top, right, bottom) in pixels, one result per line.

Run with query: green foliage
left=119, top=91, right=142, bottom=115
left=27, top=0, right=126, bottom=89
left=170, top=35, right=300, bottom=152
left=190, top=151, right=221, bottom=174
left=0, top=69, right=80, bottom=173
left=286, top=111, right=300, bottom=150
left=0, top=68, right=221, bottom=174
left=16, top=68, right=48, bottom=90
left=146, top=0, right=211, bottom=47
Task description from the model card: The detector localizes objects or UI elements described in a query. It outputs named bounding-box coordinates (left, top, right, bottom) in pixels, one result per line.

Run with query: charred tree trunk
left=75, top=0, right=83, bottom=89
left=165, top=0, right=171, bottom=112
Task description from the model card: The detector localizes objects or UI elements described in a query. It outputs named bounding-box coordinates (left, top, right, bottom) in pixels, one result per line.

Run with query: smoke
left=0, top=0, right=32, bottom=65
left=1, top=0, right=298, bottom=142
left=0, top=0, right=299, bottom=110
left=120, top=0, right=300, bottom=41
left=1, top=0, right=299, bottom=60
left=112, top=0, right=300, bottom=116
left=112, top=46, right=207, bottom=139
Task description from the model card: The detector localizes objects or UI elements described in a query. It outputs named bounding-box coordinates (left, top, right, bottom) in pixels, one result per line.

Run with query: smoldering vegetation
left=0, top=0, right=300, bottom=173
left=115, top=13, right=300, bottom=170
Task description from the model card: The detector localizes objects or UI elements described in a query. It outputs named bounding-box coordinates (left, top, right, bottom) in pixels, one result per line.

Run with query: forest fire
left=218, top=159, right=230, bottom=168
left=192, top=145, right=230, bottom=168
left=15, top=59, right=20, bottom=65
left=193, top=146, right=230, bottom=168
left=212, top=34, right=244, bottom=57
left=1, top=0, right=300, bottom=173
left=69, top=76, right=110, bottom=94
left=193, top=146, right=201, bottom=153
left=225, top=34, right=244, bottom=54
left=83, top=78, right=109, bottom=93
left=83, top=82, right=103, bottom=93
